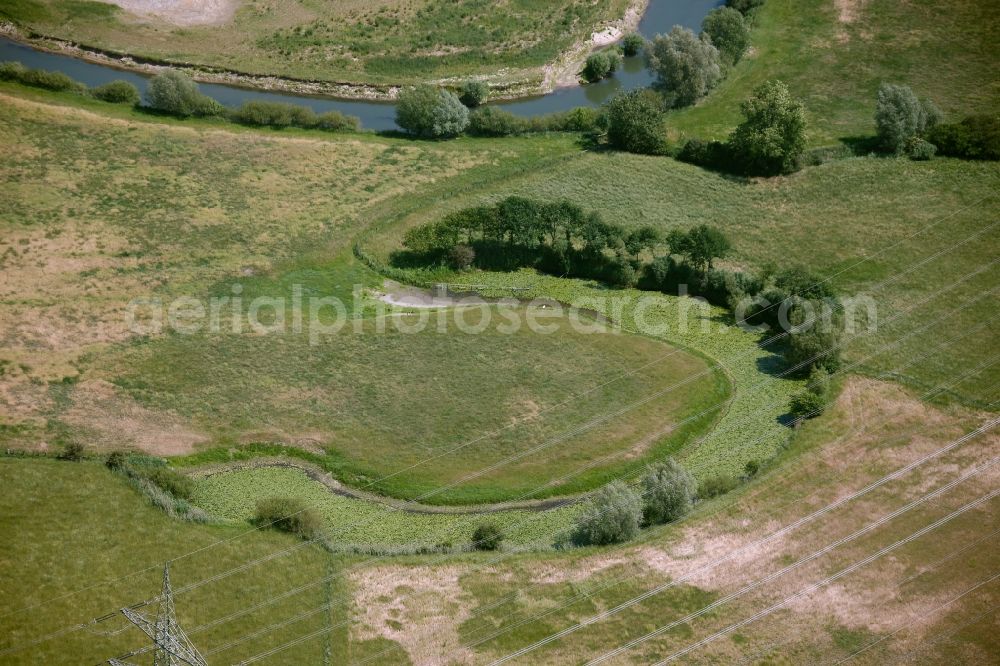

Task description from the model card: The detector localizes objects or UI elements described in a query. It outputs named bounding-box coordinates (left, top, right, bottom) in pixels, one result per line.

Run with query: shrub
left=143, top=465, right=195, bottom=500
left=744, top=459, right=760, bottom=478
left=231, top=100, right=295, bottom=127
left=468, top=107, right=602, bottom=137
left=922, top=99, right=943, bottom=132
left=621, top=33, right=645, bottom=57
left=22, top=69, right=83, bottom=92
left=555, top=106, right=604, bottom=132
left=105, top=450, right=128, bottom=470
left=729, top=80, right=806, bottom=175
left=448, top=244, right=475, bottom=270
left=147, top=70, right=222, bottom=117
left=529, top=107, right=604, bottom=133
left=316, top=110, right=360, bottom=131
left=0, top=61, right=26, bottom=81
left=874, top=83, right=939, bottom=154
left=91, top=80, right=140, bottom=105
left=699, top=473, right=738, bottom=499
left=0, top=61, right=87, bottom=93
left=229, top=101, right=322, bottom=128
left=574, top=481, right=643, bottom=545
left=806, top=366, right=832, bottom=397
left=57, top=441, right=86, bottom=461
left=468, top=106, right=526, bottom=136
left=396, top=85, right=469, bottom=138
left=472, top=522, right=504, bottom=551
left=928, top=115, right=1000, bottom=160
left=676, top=136, right=733, bottom=170
left=253, top=496, right=323, bottom=540
left=727, top=0, right=765, bottom=14
left=645, top=26, right=722, bottom=108
left=774, top=265, right=835, bottom=300
left=459, top=80, right=489, bottom=107
left=907, top=137, right=936, bottom=161
left=289, top=105, right=318, bottom=128
left=604, top=89, right=667, bottom=155
left=787, top=325, right=841, bottom=375
left=642, top=459, right=697, bottom=525
left=583, top=50, right=620, bottom=82
left=789, top=389, right=827, bottom=421
left=702, top=6, right=751, bottom=65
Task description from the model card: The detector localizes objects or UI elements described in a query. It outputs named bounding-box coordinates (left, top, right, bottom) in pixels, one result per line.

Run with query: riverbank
left=0, top=0, right=647, bottom=103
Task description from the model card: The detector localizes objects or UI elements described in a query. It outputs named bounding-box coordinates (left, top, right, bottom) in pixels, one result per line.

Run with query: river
left=0, top=0, right=722, bottom=131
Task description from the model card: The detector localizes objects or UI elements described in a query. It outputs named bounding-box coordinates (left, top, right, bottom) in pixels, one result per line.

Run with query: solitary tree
left=702, top=6, right=751, bottom=65
left=645, top=26, right=722, bottom=108
left=604, top=89, right=667, bottom=155
left=729, top=80, right=806, bottom=175
left=574, top=481, right=643, bottom=545
left=642, top=459, right=697, bottom=524
left=396, top=85, right=469, bottom=139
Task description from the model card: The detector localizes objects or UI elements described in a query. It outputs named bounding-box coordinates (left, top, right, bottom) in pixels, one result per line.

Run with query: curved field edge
left=181, top=280, right=794, bottom=551
left=110, top=303, right=730, bottom=506
left=405, top=270, right=803, bottom=478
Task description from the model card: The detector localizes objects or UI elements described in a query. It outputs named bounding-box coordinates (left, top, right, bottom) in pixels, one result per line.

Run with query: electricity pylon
left=109, top=563, right=207, bottom=666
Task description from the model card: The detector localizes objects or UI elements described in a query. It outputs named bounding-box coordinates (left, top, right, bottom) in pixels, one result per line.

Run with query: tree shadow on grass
left=840, top=134, right=883, bottom=156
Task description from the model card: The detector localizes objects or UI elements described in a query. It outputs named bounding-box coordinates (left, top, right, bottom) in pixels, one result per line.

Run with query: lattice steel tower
left=109, top=563, right=207, bottom=666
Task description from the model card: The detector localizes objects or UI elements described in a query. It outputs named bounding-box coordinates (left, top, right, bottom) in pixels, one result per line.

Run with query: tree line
left=398, top=196, right=847, bottom=405
left=399, top=196, right=733, bottom=290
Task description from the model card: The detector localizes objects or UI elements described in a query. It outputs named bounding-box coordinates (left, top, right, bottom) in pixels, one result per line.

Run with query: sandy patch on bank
left=542, top=0, right=648, bottom=90
left=104, top=0, right=239, bottom=26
